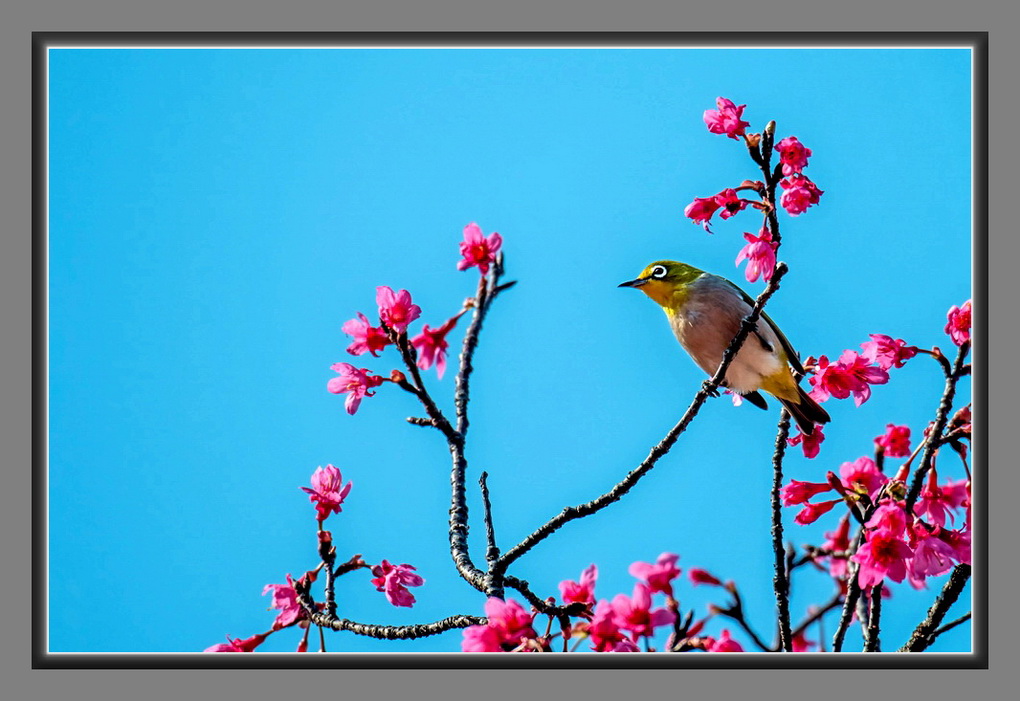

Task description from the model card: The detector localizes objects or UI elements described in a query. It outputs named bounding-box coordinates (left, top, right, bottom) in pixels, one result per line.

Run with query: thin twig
left=770, top=410, right=793, bottom=651
left=899, top=564, right=972, bottom=652
left=932, top=612, right=972, bottom=639
left=496, top=263, right=789, bottom=570
left=789, top=591, right=843, bottom=641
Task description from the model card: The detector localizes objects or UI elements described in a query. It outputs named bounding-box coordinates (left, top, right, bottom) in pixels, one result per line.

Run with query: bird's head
left=618, top=260, right=703, bottom=307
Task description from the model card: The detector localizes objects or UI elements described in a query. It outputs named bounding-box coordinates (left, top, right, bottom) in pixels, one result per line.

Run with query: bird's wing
left=726, top=279, right=805, bottom=375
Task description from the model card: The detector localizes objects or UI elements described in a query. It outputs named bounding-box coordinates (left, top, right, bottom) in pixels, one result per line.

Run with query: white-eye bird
left=619, top=260, right=830, bottom=435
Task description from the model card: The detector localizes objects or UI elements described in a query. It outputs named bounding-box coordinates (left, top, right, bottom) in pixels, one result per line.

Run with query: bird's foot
left=701, top=380, right=721, bottom=398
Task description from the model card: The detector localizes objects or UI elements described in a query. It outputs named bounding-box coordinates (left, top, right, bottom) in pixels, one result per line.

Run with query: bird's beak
left=618, top=277, right=648, bottom=288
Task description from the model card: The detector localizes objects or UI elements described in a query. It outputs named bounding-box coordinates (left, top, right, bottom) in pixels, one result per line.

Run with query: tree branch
left=770, top=410, right=794, bottom=651
left=293, top=578, right=484, bottom=640
left=479, top=471, right=504, bottom=599
left=899, top=564, right=972, bottom=652
left=906, top=342, right=970, bottom=511
left=496, top=263, right=790, bottom=570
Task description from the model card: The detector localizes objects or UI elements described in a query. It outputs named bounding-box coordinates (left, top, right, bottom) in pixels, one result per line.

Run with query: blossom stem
left=770, top=410, right=794, bottom=651
left=899, top=564, right=972, bottom=651
left=495, top=263, right=789, bottom=571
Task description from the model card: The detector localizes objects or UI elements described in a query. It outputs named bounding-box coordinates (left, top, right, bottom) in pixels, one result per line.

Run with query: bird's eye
left=651, top=265, right=667, bottom=278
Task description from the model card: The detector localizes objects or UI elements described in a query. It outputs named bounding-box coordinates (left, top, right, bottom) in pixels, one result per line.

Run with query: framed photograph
left=36, top=32, right=984, bottom=667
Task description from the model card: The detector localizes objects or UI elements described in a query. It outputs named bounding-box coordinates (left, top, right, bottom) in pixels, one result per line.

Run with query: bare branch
left=770, top=410, right=794, bottom=651
left=496, top=263, right=790, bottom=570
left=899, top=564, right=972, bottom=652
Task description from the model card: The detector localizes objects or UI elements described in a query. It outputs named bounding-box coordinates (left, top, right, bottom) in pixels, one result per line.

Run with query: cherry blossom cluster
left=782, top=447, right=971, bottom=593
left=784, top=300, right=971, bottom=458
left=327, top=223, right=501, bottom=414
left=777, top=300, right=973, bottom=605
left=460, top=554, right=784, bottom=653
left=205, top=464, right=424, bottom=651
left=686, top=97, right=824, bottom=284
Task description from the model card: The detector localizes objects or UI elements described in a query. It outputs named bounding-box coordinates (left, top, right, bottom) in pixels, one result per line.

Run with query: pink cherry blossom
left=860, top=334, right=918, bottom=371
left=587, top=600, right=628, bottom=652
left=909, top=525, right=957, bottom=583
left=866, top=501, right=909, bottom=537
left=558, top=563, right=598, bottom=607
left=945, top=300, right=972, bottom=346
left=327, top=362, right=385, bottom=414
left=942, top=478, right=970, bottom=510
left=683, top=195, right=723, bottom=230
left=778, top=173, right=824, bottom=215
left=300, top=464, right=353, bottom=521
left=839, top=456, right=889, bottom=499
left=370, top=560, right=425, bottom=608
left=703, top=97, right=751, bottom=140
left=715, top=188, right=750, bottom=220
left=410, top=313, right=462, bottom=379
left=792, top=628, right=818, bottom=652
left=461, top=622, right=504, bottom=652
left=823, top=514, right=852, bottom=580
left=794, top=498, right=842, bottom=525
left=852, top=529, right=914, bottom=589
left=262, top=574, right=306, bottom=629
left=808, top=350, right=889, bottom=407
left=914, top=469, right=959, bottom=528
left=457, top=222, right=503, bottom=275
left=735, top=227, right=778, bottom=283
left=610, top=638, right=641, bottom=652
left=628, top=552, right=682, bottom=597
left=376, top=286, right=422, bottom=334
left=787, top=423, right=825, bottom=458
left=341, top=312, right=391, bottom=357
left=781, top=479, right=834, bottom=506
left=706, top=629, right=745, bottom=652
left=462, top=597, right=539, bottom=652
left=204, top=632, right=269, bottom=652
left=775, top=136, right=812, bottom=176
left=938, top=527, right=971, bottom=565
left=874, top=424, right=912, bottom=458
left=688, top=568, right=724, bottom=587
left=611, top=582, right=675, bottom=640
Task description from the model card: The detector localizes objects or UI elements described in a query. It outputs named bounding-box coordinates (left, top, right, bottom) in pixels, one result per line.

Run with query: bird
left=619, top=260, right=830, bottom=435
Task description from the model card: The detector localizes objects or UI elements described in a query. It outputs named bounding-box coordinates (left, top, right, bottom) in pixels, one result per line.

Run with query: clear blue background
left=47, top=47, right=973, bottom=654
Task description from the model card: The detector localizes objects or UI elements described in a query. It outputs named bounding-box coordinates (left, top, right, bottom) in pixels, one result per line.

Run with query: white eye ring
left=651, top=265, right=667, bottom=278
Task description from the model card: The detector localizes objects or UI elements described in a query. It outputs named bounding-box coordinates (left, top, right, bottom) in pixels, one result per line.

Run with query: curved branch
left=496, top=263, right=789, bottom=570
left=308, top=612, right=485, bottom=640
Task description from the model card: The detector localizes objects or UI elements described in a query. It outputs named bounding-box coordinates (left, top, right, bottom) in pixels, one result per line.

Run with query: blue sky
left=47, top=46, right=973, bottom=654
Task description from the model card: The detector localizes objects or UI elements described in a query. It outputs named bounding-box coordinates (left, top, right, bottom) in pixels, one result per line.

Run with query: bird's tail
left=778, top=385, right=831, bottom=436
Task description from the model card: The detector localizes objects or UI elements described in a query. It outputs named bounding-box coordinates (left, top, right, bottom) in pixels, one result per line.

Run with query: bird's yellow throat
left=638, top=279, right=690, bottom=311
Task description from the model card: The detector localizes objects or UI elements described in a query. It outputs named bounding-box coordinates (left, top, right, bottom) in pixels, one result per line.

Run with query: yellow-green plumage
left=619, top=260, right=830, bottom=435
